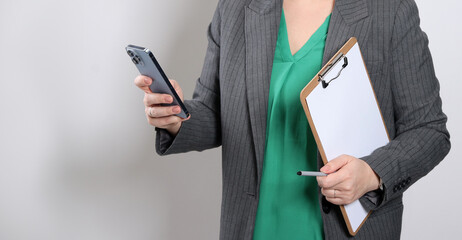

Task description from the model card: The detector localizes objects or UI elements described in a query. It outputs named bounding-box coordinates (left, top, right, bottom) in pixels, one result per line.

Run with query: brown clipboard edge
left=300, top=37, right=390, bottom=236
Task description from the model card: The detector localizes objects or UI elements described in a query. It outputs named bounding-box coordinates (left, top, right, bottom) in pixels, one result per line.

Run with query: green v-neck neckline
left=279, top=10, right=331, bottom=62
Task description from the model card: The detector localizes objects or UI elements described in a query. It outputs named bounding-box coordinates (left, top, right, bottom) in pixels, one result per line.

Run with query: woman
left=134, top=0, right=450, bottom=239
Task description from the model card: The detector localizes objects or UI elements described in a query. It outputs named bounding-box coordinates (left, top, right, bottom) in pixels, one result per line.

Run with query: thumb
left=320, top=155, right=351, bottom=173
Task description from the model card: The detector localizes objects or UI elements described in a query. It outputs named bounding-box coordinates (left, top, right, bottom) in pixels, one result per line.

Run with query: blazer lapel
left=244, top=0, right=282, bottom=187
left=323, top=0, right=371, bottom=65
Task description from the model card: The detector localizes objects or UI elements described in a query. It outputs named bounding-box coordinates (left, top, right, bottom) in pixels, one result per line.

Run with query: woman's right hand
left=134, top=75, right=189, bottom=136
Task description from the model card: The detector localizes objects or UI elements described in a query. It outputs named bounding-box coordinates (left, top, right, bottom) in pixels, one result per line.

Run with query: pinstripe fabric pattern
left=156, top=0, right=450, bottom=239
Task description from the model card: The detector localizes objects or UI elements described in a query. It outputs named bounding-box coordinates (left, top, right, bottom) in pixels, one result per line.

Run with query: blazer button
left=322, top=196, right=331, bottom=214
left=393, top=185, right=398, bottom=193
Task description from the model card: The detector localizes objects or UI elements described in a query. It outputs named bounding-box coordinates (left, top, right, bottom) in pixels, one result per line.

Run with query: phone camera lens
left=133, top=56, right=143, bottom=65
left=127, top=50, right=134, bottom=57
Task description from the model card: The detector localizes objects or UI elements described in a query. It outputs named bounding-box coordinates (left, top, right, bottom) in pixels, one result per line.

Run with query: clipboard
left=300, top=37, right=390, bottom=236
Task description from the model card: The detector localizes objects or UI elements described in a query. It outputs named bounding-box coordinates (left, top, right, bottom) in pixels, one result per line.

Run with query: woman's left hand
left=316, top=154, right=380, bottom=205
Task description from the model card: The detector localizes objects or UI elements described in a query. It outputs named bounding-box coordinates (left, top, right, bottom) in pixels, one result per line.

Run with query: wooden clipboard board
left=300, top=37, right=390, bottom=236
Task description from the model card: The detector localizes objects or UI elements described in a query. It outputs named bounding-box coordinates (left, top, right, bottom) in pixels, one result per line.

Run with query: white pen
left=297, top=171, right=327, bottom=177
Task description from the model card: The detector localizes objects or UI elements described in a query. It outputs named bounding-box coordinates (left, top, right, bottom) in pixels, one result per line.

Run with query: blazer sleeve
left=360, top=0, right=450, bottom=210
left=156, top=3, right=223, bottom=155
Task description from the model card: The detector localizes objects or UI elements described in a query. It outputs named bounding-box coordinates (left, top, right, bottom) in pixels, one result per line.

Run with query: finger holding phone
left=128, top=45, right=190, bottom=136
left=134, top=76, right=188, bottom=136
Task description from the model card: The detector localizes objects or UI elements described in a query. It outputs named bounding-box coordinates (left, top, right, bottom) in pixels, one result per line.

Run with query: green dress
left=253, top=11, right=331, bottom=240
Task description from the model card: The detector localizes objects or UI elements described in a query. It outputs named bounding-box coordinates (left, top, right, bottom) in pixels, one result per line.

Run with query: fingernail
left=173, top=106, right=180, bottom=113
left=321, top=166, right=329, bottom=172
left=144, top=78, right=150, bottom=84
left=165, top=96, right=173, bottom=102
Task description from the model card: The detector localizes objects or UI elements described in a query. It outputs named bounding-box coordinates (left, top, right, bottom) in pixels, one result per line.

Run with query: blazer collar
left=247, top=0, right=369, bottom=21
left=244, top=0, right=371, bottom=191
left=323, top=0, right=371, bottom=65
left=247, top=0, right=274, bottom=14
left=335, top=0, right=369, bottom=25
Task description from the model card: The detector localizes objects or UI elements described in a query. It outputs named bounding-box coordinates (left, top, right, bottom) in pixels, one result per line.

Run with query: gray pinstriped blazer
left=156, top=0, right=451, bottom=239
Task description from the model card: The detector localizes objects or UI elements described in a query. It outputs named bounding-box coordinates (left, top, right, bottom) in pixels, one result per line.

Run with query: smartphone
left=126, top=44, right=189, bottom=119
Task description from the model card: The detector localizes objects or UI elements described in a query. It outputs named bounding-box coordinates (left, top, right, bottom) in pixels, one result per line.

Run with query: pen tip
left=297, top=171, right=301, bottom=176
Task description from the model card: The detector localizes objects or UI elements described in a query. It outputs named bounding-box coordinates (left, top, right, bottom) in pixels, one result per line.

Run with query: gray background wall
left=0, top=0, right=460, bottom=239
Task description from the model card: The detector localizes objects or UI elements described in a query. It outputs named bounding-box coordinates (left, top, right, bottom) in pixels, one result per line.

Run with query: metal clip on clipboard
left=318, top=53, right=348, bottom=88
